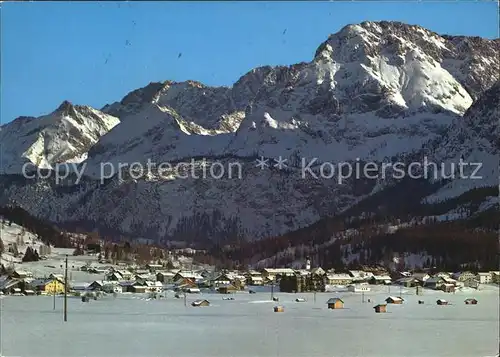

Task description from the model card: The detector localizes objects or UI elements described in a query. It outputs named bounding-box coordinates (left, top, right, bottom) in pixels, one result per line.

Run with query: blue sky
left=1, top=1, right=498, bottom=124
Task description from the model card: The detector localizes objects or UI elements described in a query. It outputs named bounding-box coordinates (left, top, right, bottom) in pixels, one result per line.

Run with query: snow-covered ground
left=0, top=220, right=109, bottom=281
left=0, top=285, right=498, bottom=357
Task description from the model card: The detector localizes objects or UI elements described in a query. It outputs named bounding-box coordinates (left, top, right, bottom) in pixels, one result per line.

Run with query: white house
left=347, top=283, right=371, bottom=292
left=325, top=274, right=353, bottom=286
left=477, top=272, right=492, bottom=284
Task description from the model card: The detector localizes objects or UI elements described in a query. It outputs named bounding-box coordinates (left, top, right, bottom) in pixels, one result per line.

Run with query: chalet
left=145, top=281, right=163, bottom=293
left=88, top=267, right=107, bottom=274
left=411, top=273, right=430, bottom=285
left=464, top=298, right=478, bottom=305
left=261, top=268, right=296, bottom=282
left=385, top=296, right=404, bottom=304
left=423, top=276, right=446, bottom=290
left=442, top=276, right=458, bottom=285
left=48, top=273, right=64, bottom=282
left=247, top=276, right=264, bottom=286
left=0, top=278, right=24, bottom=295
left=395, top=277, right=419, bottom=288
left=175, top=277, right=197, bottom=289
left=156, top=271, right=175, bottom=283
left=196, top=269, right=212, bottom=278
left=461, top=277, right=479, bottom=289
left=115, top=270, right=133, bottom=280
left=452, top=272, right=476, bottom=282
left=325, top=274, right=353, bottom=286
left=70, top=283, right=90, bottom=293
left=245, top=270, right=262, bottom=277
left=369, top=275, right=392, bottom=285
left=218, top=284, right=238, bottom=294
left=326, top=297, right=344, bottom=309
left=212, top=273, right=232, bottom=287
left=173, top=271, right=203, bottom=282
left=191, top=299, right=210, bottom=307
left=29, top=278, right=65, bottom=294
left=104, top=272, right=123, bottom=282
left=436, top=299, right=449, bottom=305
left=440, top=284, right=455, bottom=293
left=373, top=304, right=387, bottom=313
left=119, top=281, right=144, bottom=293
left=10, top=270, right=32, bottom=279
left=135, top=274, right=154, bottom=283
left=491, top=271, right=500, bottom=284
left=146, top=264, right=163, bottom=272
left=88, top=281, right=105, bottom=291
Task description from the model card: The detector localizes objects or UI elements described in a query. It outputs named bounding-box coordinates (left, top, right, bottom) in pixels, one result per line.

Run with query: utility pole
left=53, top=286, right=56, bottom=310
left=184, top=292, right=187, bottom=307
left=362, top=292, right=365, bottom=303
left=64, top=255, right=68, bottom=322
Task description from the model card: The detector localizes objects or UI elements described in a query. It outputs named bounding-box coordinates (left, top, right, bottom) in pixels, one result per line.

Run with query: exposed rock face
left=1, top=21, right=498, bottom=243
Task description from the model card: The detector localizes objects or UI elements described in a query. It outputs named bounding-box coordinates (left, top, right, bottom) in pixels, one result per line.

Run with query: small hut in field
left=464, top=298, right=478, bottom=305
left=191, top=299, right=210, bottom=307
left=374, top=304, right=387, bottom=313
left=436, top=299, right=449, bottom=305
left=326, top=298, right=344, bottom=309
left=274, top=305, right=284, bottom=312
left=385, top=296, right=404, bottom=304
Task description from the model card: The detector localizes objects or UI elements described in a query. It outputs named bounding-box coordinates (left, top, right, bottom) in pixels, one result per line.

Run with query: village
left=0, top=218, right=499, bottom=308
left=1, top=256, right=499, bottom=301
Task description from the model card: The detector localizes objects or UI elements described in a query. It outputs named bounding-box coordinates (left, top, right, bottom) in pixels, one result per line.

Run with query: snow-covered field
left=1, top=286, right=498, bottom=357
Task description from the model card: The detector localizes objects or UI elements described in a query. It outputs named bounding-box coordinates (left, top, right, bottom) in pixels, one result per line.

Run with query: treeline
left=0, top=205, right=72, bottom=248
left=203, top=182, right=498, bottom=269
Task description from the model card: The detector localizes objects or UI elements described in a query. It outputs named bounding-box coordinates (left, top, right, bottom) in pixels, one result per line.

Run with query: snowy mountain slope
left=1, top=21, right=498, bottom=244
left=0, top=101, right=119, bottom=174
left=84, top=21, right=499, bottom=174
left=422, top=81, right=499, bottom=203
left=102, top=80, right=248, bottom=132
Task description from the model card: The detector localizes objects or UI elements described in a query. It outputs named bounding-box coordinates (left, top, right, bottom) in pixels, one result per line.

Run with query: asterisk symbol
left=273, top=156, right=288, bottom=170
left=255, top=156, right=269, bottom=170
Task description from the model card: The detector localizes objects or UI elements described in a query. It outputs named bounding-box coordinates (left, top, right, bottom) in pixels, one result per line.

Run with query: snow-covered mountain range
left=1, top=21, right=498, bottom=245
left=0, top=101, right=119, bottom=174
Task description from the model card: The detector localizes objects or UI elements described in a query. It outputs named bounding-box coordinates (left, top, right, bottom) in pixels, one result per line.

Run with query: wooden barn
left=464, top=298, right=478, bottom=305
left=191, top=299, right=210, bottom=307
left=373, top=304, right=387, bottom=313
left=385, top=296, right=404, bottom=304
left=326, top=297, right=344, bottom=309
left=274, top=305, right=284, bottom=312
